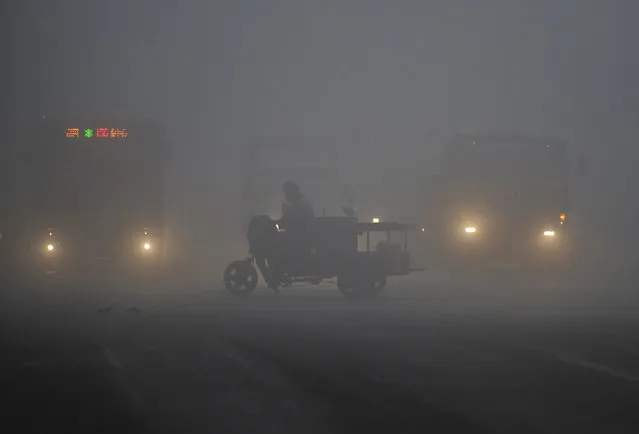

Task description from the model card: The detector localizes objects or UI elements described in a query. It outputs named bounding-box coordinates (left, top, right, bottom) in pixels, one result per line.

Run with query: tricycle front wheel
left=223, top=260, right=259, bottom=298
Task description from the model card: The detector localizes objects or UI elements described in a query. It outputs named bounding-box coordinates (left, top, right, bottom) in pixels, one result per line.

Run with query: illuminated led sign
left=65, top=127, right=128, bottom=139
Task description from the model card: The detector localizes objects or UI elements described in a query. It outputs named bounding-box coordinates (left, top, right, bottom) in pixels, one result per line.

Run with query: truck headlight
left=543, top=230, right=555, bottom=237
left=135, top=228, right=160, bottom=256
left=464, top=226, right=477, bottom=234
left=40, top=240, right=60, bottom=257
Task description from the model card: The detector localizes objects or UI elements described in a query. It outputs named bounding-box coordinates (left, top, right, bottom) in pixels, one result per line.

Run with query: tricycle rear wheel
left=337, top=273, right=386, bottom=299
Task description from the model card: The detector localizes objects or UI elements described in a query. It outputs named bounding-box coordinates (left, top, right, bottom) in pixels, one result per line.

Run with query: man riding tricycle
left=222, top=181, right=425, bottom=298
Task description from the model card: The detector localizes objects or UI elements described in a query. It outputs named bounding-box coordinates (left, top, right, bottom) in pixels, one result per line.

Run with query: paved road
left=2, top=271, right=639, bottom=433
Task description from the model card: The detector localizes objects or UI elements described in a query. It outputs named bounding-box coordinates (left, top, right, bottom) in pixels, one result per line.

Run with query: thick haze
left=6, top=0, right=639, bottom=264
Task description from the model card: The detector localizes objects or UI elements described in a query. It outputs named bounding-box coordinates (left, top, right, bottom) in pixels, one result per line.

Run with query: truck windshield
left=42, top=152, right=128, bottom=226
left=24, top=122, right=167, bottom=228
left=439, top=137, right=570, bottom=211
left=442, top=139, right=568, bottom=188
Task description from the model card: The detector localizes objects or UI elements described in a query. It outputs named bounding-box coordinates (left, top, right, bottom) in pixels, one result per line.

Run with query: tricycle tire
left=223, top=260, right=258, bottom=298
left=337, top=273, right=386, bottom=299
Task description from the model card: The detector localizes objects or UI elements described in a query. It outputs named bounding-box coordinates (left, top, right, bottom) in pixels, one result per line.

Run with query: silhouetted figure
left=247, top=214, right=278, bottom=290
left=265, top=181, right=315, bottom=292
left=276, top=181, right=315, bottom=232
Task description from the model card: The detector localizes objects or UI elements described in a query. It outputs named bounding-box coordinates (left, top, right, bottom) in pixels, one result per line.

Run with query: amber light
left=560, top=213, right=566, bottom=223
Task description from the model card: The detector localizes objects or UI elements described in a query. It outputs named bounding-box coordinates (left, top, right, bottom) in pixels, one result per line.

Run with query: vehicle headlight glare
left=464, top=226, right=477, bottom=234
left=543, top=230, right=555, bottom=237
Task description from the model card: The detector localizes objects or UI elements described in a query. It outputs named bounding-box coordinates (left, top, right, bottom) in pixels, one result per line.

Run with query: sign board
left=65, top=127, right=129, bottom=139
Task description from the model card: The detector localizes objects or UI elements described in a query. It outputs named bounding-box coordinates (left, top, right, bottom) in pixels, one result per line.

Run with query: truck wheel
left=223, top=260, right=258, bottom=298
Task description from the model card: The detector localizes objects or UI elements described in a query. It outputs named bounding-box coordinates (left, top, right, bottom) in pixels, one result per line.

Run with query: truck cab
left=1, top=116, right=171, bottom=275
left=427, top=133, right=573, bottom=269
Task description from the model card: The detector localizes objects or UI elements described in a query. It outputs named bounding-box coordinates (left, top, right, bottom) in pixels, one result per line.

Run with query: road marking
left=521, top=344, right=639, bottom=382
left=97, top=342, right=123, bottom=369
left=553, top=352, right=639, bottom=382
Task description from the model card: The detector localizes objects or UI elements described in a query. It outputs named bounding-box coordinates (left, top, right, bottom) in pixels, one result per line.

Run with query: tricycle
left=222, top=215, right=425, bottom=298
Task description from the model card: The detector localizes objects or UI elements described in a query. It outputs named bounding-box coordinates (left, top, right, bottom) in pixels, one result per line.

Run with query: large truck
left=1, top=116, right=171, bottom=275
left=424, top=133, right=577, bottom=269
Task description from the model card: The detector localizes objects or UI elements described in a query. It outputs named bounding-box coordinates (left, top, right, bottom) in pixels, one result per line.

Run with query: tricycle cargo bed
left=354, top=250, right=412, bottom=276
left=356, top=222, right=421, bottom=232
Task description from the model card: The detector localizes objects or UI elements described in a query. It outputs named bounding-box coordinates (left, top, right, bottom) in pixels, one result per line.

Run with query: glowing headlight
left=41, top=241, right=59, bottom=257
left=372, top=217, right=380, bottom=223
left=135, top=228, right=159, bottom=257
left=543, top=230, right=555, bottom=237
left=464, top=226, right=477, bottom=234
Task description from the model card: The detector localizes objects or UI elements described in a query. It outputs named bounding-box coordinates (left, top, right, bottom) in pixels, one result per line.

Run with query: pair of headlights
left=40, top=231, right=157, bottom=255
left=460, top=225, right=556, bottom=238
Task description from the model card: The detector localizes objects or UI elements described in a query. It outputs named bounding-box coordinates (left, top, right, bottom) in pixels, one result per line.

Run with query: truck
left=1, top=116, right=171, bottom=276
left=424, top=133, right=576, bottom=270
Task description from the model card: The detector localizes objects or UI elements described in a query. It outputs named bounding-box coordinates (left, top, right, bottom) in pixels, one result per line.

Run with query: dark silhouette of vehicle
left=223, top=215, right=425, bottom=298
left=1, top=115, right=171, bottom=277
left=425, top=133, right=577, bottom=270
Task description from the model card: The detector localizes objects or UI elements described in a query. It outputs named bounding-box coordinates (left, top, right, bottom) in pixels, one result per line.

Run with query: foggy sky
left=6, top=1, right=639, bottom=256
left=9, top=1, right=637, bottom=140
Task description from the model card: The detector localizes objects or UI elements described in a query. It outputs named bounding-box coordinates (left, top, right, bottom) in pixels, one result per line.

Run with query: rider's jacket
left=278, top=195, right=315, bottom=233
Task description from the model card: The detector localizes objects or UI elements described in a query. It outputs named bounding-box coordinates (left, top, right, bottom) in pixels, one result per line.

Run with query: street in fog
left=3, top=271, right=639, bottom=434
left=4, top=2, right=639, bottom=433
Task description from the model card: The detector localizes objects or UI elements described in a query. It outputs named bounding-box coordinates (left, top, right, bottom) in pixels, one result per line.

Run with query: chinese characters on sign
left=65, top=128, right=80, bottom=138
left=96, top=128, right=109, bottom=138
left=65, top=127, right=128, bottom=139
left=110, top=128, right=128, bottom=138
